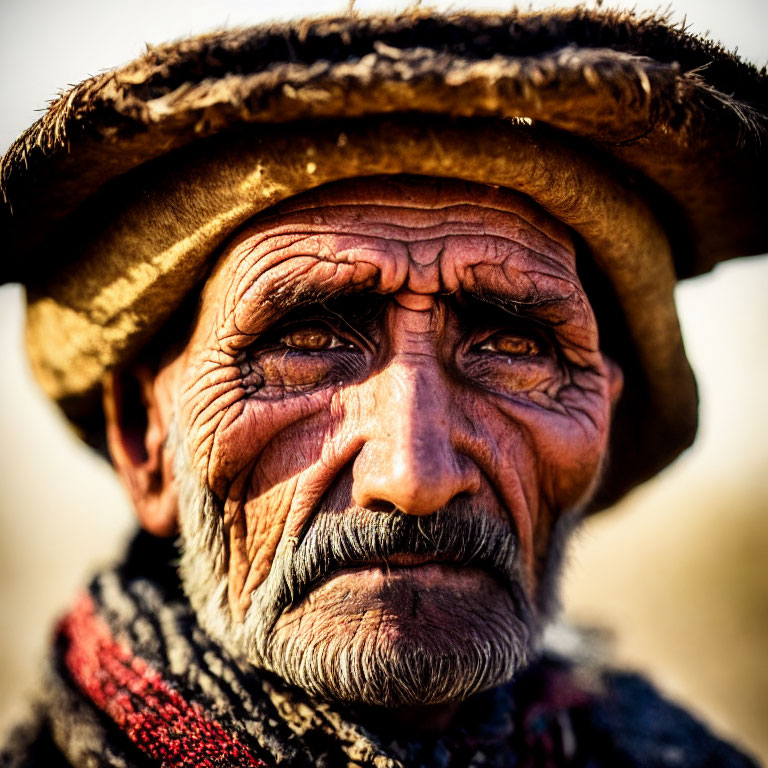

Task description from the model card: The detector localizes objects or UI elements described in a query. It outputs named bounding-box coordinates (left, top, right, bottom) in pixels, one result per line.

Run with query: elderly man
left=1, top=7, right=765, bottom=767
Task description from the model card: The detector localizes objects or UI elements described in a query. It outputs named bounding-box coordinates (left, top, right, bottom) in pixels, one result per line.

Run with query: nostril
left=364, top=499, right=398, bottom=514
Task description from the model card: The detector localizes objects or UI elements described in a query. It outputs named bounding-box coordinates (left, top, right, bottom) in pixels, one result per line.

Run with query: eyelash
left=471, top=326, right=550, bottom=355
left=275, top=321, right=362, bottom=353
left=280, top=327, right=352, bottom=351
left=242, top=312, right=565, bottom=402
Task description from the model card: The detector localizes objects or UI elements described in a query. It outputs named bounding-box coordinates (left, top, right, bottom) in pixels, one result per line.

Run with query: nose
left=352, top=358, right=480, bottom=516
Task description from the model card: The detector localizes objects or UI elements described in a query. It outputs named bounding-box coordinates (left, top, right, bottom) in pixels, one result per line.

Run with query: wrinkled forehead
left=233, top=176, right=573, bottom=249
left=265, top=176, right=573, bottom=244
left=203, top=176, right=580, bottom=312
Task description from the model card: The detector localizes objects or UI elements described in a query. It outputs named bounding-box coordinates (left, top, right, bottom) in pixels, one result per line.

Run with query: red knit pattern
left=59, top=593, right=267, bottom=768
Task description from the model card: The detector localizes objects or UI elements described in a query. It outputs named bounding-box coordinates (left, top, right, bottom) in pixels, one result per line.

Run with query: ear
left=103, top=367, right=179, bottom=537
left=605, top=356, right=624, bottom=410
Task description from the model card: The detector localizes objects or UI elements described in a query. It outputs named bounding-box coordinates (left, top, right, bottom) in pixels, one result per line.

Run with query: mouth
left=282, top=507, right=521, bottom=614
left=308, top=562, right=498, bottom=599
left=328, top=550, right=464, bottom=576
left=308, top=553, right=510, bottom=593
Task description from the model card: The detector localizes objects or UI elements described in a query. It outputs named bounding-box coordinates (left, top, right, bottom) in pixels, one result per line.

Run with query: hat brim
left=2, top=8, right=765, bottom=283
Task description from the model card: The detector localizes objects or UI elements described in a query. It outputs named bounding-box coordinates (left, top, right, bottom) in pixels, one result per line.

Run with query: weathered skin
left=105, top=177, right=622, bottom=728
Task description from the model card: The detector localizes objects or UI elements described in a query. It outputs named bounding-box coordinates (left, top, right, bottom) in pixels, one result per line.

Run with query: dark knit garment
left=1, top=533, right=760, bottom=768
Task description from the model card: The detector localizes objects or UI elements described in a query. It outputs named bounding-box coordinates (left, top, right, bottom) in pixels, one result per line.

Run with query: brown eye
left=281, top=327, right=344, bottom=351
left=479, top=333, right=540, bottom=357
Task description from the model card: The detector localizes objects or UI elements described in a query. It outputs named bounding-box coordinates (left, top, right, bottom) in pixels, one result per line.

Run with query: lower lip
left=323, top=563, right=491, bottom=588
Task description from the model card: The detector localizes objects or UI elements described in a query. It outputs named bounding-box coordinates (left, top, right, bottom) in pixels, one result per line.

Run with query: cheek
left=176, top=358, right=245, bottom=481
left=467, top=380, right=611, bottom=591
left=202, top=394, right=341, bottom=615
left=196, top=384, right=362, bottom=605
left=179, top=364, right=336, bottom=498
left=231, top=474, right=301, bottom=595
left=535, top=373, right=615, bottom=507
left=472, top=371, right=613, bottom=526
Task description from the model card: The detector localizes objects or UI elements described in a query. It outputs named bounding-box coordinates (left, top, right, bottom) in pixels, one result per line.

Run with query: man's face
left=154, top=177, right=620, bottom=707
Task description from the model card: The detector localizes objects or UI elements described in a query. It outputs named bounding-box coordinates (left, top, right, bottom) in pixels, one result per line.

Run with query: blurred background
left=0, top=0, right=766, bottom=762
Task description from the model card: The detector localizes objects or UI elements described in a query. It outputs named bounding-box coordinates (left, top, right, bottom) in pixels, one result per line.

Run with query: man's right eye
left=242, top=319, right=367, bottom=399
left=280, top=326, right=349, bottom=351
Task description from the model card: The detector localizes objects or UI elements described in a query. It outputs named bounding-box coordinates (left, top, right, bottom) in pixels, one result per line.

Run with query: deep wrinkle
left=226, top=233, right=583, bottom=334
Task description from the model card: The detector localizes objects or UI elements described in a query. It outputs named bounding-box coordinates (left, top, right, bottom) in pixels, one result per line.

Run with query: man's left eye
left=280, top=327, right=348, bottom=351
left=477, top=333, right=541, bottom=357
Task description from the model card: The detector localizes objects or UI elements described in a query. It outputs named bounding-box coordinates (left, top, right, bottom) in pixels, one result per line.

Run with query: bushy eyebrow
left=248, top=281, right=361, bottom=333
left=458, top=288, right=578, bottom=327
left=245, top=270, right=582, bottom=340
left=259, top=287, right=387, bottom=332
left=262, top=281, right=351, bottom=316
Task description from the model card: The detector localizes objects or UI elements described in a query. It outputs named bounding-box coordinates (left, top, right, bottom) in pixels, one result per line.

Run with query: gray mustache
left=270, top=502, right=520, bottom=611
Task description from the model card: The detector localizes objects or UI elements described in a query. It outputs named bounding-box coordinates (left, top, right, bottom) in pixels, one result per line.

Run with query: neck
left=358, top=700, right=462, bottom=734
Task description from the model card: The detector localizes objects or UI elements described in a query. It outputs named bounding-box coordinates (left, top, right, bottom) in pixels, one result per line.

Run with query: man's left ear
left=605, top=356, right=624, bottom=409
left=102, top=366, right=179, bottom=537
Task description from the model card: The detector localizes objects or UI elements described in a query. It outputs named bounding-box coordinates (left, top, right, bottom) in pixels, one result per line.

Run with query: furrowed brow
left=258, top=283, right=386, bottom=330
left=460, top=288, right=576, bottom=325
left=229, top=280, right=346, bottom=341
left=262, top=280, right=349, bottom=317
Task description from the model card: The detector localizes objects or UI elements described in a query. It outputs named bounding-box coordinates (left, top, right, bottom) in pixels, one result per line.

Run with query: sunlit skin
left=106, top=177, right=622, bottom=730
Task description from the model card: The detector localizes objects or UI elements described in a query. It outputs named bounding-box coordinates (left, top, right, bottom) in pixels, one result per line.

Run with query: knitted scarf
left=2, top=533, right=759, bottom=768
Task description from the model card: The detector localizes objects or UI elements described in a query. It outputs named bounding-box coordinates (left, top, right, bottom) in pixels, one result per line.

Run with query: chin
left=248, top=566, right=535, bottom=707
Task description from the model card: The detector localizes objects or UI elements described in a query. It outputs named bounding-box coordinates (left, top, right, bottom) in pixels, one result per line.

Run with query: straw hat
left=1, top=7, right=765, bottom=510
